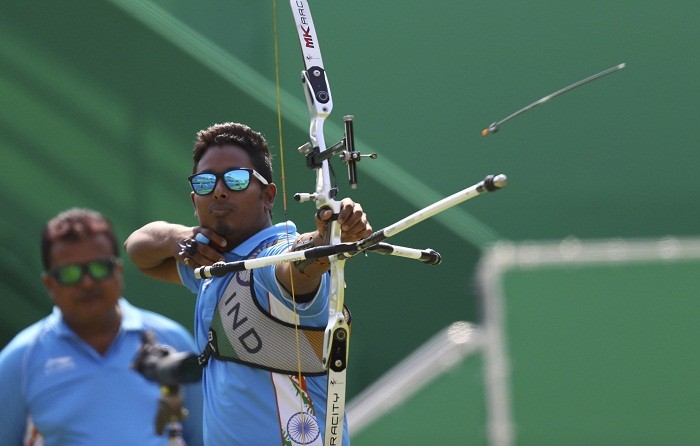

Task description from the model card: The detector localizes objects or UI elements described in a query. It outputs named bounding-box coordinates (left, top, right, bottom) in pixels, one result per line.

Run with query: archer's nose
left=212, top=177, right=228, bottom=199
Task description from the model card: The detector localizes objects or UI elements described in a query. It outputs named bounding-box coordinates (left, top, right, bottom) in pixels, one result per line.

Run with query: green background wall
left=1, top=0, right=698, bottom=405
left=353, top=241, right=700, bottom=444
left=500, top=258, right=700, bottom=445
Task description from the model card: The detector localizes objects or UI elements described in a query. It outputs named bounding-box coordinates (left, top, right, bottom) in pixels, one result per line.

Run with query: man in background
left=0, top=208, right=203, bottom=445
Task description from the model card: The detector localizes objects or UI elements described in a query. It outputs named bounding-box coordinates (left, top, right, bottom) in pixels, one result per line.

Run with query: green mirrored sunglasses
left=49, top=258, right=119, bottom=286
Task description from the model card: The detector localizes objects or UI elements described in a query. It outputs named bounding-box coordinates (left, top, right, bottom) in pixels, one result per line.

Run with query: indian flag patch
left=274, top=374, right=322, bottom=445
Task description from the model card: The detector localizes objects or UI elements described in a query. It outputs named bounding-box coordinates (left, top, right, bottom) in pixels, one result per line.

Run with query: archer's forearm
left=274, top=231, right=331, bottom=296
left=124, top=221, right=192, bottom=271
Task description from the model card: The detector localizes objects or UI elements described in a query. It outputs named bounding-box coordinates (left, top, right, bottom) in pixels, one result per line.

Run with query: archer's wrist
left=291, top=233, right=330, bottom=277
left=292, top=232, right=325, bottom=250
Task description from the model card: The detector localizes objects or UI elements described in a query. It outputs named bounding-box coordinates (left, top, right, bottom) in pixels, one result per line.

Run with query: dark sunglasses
left=48, top=258, right=120, bottom=286
left=188, top=168, right=269, bottom=196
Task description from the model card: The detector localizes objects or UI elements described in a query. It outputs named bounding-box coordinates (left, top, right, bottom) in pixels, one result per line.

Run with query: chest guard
left=198, top=241, right=350, bottom=376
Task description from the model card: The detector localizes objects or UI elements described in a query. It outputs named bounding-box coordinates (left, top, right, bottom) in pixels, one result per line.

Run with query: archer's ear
left=263, top=183, right=277, bottom=211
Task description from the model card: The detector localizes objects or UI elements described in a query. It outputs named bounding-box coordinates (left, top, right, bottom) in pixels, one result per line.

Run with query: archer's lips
left=210, top=207, right=234, bottom=217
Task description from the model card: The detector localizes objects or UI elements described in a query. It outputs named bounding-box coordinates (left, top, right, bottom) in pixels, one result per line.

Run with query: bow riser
left=290, top=2, right=349, bottom=445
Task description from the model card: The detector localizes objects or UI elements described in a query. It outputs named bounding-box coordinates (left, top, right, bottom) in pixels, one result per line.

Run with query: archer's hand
left=316, top=198, right=373, bottom=243
left=177, top=228, right=226, bottom=269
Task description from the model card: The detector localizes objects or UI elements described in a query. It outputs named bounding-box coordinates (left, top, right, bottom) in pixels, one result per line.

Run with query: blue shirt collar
left=228, top=221, right=297, bottom=259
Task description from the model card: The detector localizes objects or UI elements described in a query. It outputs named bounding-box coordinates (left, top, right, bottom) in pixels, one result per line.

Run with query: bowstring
left=272, top=0, right=308, bottom=432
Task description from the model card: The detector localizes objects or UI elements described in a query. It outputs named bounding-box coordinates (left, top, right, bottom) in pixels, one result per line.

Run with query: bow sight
left=296, top=115, right=378, bottom=198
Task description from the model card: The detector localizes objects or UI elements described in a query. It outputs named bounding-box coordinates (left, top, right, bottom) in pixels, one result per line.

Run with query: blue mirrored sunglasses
left=49, top=257, right=119, bottom=286
left=188, top=168, right=269, bottom=196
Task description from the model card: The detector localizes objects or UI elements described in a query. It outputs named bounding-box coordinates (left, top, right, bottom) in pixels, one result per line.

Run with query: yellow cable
left=273, top=0, right=308, bottom=436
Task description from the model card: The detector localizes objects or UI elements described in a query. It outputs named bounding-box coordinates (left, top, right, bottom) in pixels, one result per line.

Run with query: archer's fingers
left=337, top=199, right=364, bottom=228
left=179, top=252, right=201, bottom=269
left=190, top=244, right=225, bottom=266
left=316, top=207, right=335, bottom=222
left=196, top=229, right=227, bottom=252
left=314, top=207, right=335, bottom=237
left=337, top=199, right=372, bottom=241
left=340, top=219, right=372, bottom=242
